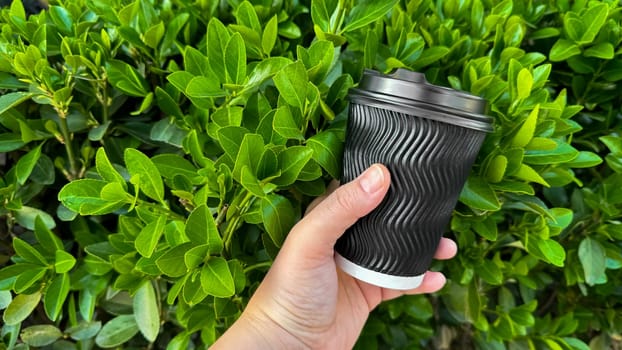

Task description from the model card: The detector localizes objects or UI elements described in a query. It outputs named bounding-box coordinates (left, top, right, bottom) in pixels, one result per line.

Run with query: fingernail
left=359, top=165, right=385, bottom=194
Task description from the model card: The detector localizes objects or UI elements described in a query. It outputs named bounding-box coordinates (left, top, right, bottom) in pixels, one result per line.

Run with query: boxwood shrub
left=0, top=0, right=621, bottom=349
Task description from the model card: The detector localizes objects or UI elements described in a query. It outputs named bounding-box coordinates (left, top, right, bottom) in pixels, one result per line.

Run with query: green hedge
left=0, top=0, right=621, bottom=349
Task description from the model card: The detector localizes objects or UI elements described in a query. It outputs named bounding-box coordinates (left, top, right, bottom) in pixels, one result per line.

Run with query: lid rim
left=349, top=94, right=493, bottom=133
left=357, top=68, right=488, bottom=115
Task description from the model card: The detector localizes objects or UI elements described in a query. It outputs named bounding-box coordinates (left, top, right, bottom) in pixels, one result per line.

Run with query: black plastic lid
left=349, top=69, right=493, bottom=132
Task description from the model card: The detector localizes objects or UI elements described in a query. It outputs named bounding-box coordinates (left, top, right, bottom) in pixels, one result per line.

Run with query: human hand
left=212, top=164, right=457, bottom=349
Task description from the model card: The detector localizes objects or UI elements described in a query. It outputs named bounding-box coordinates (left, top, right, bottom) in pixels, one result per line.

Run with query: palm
left=252, top=256, right=385, bottom=349
left=255, top=246, right=448, bottom=349
left=214, top=165, right=455, bottom=350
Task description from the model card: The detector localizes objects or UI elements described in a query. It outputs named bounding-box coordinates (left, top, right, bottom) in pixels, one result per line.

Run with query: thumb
left=287, top=164, right=391, bottom=257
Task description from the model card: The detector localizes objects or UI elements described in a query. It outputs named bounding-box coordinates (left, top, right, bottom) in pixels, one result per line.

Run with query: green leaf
left=49, top=5, right=73, bottom=34
left=327, top=74, right=354, bottom=106
left=134, top=282, right=160, bottom=342
left=443, top=281, right=481, bottom=323
left=100, top=182, right=132, bottom=204
left=584, top=43, right=615, bottom=59
left=459, top=176, right=501, bottom=211
left=563, top=338, right=590, bottom=350
left=20, top=325, right=63, bottom=347
left=509, top=308, right=535, bottom=327
left=183, top=271, right=208, bottom=305
left=0, top=92, right=33, bottom=116
left=185, top=76, right=226, bottom=98
left=363, top=30, right=379, bottom=69
left=66, top=321, right=102, bottom=341
left=257, top=148, right=279, bottom=180
left=304, top=40, right=334, bottom=83
left=207, top=18, right=230, bottom=84
left=235, top=1, right=262, bottom=32
left=534, top=238, right=566, bottom=267
left=516, top=68, right=533, bottom=100
left=472, top=217, right=498, bottom=241
left=15, top=145, right=41, bottom=185
left=600, top=135, right=622, bottom=155
left=106, top=59, right=149, bottom=97
left=580, top=3, right=608, bottom=43
left=200, top=257, right=235, bottom=298
left=412, top=46, right=450, bottom=70
left=14, top=206, right=56, bottom=230
left=0, top=133, right=26, bottom=152
left=307, top=130, right=342, bottom=179
left=273, top=61, right=308, bottom=108
left=565, top=151, right=602, bottom=168
left=225, top=33, right=246, bottom=85
left=513, top=164, right=549, bottom=187
left=526, top=137, right=557, bottom=151
left=144, top=21, right=165, bottom=49
left=167, top=71, right=194, bottom=93
left=563, top=14, right=583, bottom=42
left=273, top=146, right=314, bottom=186
left=152, top=154, right=198, bottom=181
left=0, top=290, right=11, bottom=310
left=125, top=148, right=165, bottom=203
left=89, top=121, right=112, bottom=141
left=262, top=15, right=278, bottom=56
left=14, top=266, right=46, bottom=293
left=13, top=237, right=48, bottom=265
left=547, top=208, right=574, bottom=232
left=578, top=237, right=607, bottom=286
left=3, top=291, right=41, bottom=325
left=185, top=204, right=223, bottom=254
left=273, top=106, right=304, bottom=140
left=486, top=155, right=508, bottom=183
left=55, top=250, right=76, bottom=273
left=311, top=0, right=333, bottom=33
left=156, top=243, right=193, bottom=278
left=343, top=0, right=398, bottom=32
left=550, top=39, right=581, bottom=62
left=217, top=126, right=249, bottom=159
left=232, top=133, right=265, bottom=182
left=530, top=27, right=561, bottom=40
left=9, top=0, right=25, bottom=19
left=476, top=260, right=503, bottom=285
left=184, top=244, right=209, bottom=269
left=43, top=273, right=70, bottom=321
left=261, top=194, right=296, bottom=247
left=155, top=87, right=183, bottom=119
left=241, top=166, right=267, bottom=197
left=523, top=141, right=579, bottom=165
left=244, top=57, right=292, bottom=92
left=229, top=260, right=246, bottom=294
left=511, top=105, right=539, bottom=148
left=95, top=315, right=140, bottom=348
left=96, top=148, right=127, bottom=189
left=135, top=216, right=167, bottom=258
left=212, top=106, right=243, bottom=128
left=160, top=13, right=189, bottom=58
left=150, top=117, right=186, bottom=147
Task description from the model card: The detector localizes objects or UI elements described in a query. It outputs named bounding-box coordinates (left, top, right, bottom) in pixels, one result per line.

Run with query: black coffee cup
left=335, top=69, right=493, bottom=289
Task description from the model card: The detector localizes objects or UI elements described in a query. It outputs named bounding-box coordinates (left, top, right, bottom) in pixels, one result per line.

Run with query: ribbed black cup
left=335, top=69, right=492, bottom=289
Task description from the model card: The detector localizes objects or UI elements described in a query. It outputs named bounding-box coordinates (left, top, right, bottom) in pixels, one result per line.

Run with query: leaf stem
left=243, top=261, right=272, bottom=274
left=57, top=110, right=79, bottom=180
left=215, top=204, right=229, bottom=227
left=222, top=190, right=255, bottom=253
left=102, top=83, right=110, bottom=124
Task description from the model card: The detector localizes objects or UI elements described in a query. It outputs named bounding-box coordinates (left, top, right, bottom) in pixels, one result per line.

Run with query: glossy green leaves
left=1, top=0, right=620, bottom=349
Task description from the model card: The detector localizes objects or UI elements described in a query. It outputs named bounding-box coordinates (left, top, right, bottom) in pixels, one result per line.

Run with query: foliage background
left=0, top=0, right=621, bottom=349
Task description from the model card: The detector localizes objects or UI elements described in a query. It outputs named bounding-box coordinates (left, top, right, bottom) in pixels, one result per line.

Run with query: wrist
left=212, top=311, right=309, bottom=349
